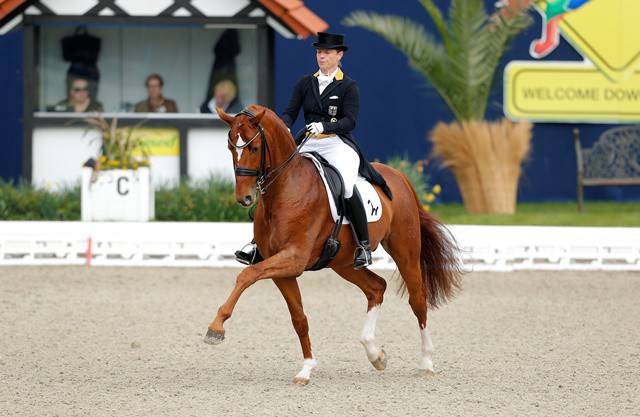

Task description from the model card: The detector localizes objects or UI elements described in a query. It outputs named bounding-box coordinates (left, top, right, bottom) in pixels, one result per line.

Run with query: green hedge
left=154, top=177, right=248, bottom=222
left=0, top=177, right=250, bottom=222
left=0, top=156, right=437, bottom=221
left=0, top=181, right=81, bottom=220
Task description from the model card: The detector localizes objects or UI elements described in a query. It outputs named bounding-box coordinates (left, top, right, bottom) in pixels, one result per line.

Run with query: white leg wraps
left=294, top=357, right=317, bottom=381
left=360, top=305, right=382, bottom=362
left=420, top=323, right=435, bottom=372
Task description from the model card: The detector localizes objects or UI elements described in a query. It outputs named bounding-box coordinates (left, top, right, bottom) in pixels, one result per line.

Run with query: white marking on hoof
left=360, top=305, right=382, bottom=363
left=293, top=357, right=316, bottom=385
left=420, top=324, right=435, bottom=374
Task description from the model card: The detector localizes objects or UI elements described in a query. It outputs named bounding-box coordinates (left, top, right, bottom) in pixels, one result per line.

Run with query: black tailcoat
left=281, top=69, right=392, bottom=199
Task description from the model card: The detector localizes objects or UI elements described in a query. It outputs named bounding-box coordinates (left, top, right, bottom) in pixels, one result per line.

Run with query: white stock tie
left=317, top=73, right=333, bottom=95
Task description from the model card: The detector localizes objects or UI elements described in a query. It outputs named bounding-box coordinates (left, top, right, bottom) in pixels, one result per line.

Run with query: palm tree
left=344, top=0, right=534, bottom=214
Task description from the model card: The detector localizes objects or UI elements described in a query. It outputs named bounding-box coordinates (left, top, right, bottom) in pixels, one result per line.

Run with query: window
left=37, top=24, right=258, bottom=115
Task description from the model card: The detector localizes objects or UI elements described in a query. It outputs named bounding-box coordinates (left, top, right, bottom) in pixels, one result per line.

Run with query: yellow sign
left=505, top=63, right=640, bottom=122
left=548, top=0, right=640, bottom=82
left=132, top=128, right=180, bottom=157
left=504, top=0, right=640, bottom=122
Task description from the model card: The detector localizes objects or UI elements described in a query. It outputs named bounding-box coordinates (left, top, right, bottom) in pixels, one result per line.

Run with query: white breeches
left=300, top=135, right=360, bottom=198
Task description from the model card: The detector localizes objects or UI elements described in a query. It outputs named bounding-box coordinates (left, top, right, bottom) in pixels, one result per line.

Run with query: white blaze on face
left=235, top=133, right=246, bottom=162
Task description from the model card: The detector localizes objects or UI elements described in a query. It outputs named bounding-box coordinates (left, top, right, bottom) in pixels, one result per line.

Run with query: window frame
left=22, top=14, right=275, bottom=180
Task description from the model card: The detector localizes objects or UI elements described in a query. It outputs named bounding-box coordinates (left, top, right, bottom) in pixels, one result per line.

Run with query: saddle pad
left=301, top=153, right=382, bottom=224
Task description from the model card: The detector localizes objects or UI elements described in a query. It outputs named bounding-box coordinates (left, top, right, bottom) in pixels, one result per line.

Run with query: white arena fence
left=0, top=222, right=639, bottom=271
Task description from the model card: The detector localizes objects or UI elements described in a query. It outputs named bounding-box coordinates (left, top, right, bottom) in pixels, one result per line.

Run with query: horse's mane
left=248, top=105, right=296, bottom=148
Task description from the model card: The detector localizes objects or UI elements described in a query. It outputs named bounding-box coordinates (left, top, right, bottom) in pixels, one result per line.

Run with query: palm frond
left=343, top=11, right=461, bottom=119
left=418, top=0, right=452, bottom=56
left=345, top=1, right=532, bottom=122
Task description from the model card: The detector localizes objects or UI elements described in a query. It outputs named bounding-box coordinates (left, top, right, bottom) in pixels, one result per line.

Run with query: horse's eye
left=252, top=146, right=259, bottom=153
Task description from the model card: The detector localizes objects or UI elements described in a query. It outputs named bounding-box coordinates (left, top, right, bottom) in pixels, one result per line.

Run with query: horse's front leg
left=273, top=277, right=317, bottom=385
left=203, top=249, right=307, bottom=345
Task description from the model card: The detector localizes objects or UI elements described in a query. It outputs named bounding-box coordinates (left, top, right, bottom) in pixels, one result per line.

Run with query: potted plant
left=80, top=113, right=154, bottom=221
left=345, top=0, right=534, bottom=214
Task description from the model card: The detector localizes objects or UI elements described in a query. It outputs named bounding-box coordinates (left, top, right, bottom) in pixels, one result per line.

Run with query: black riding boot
left=235, top=239, right=264, bottom=266
left=345, top=187, right=372, bottom=270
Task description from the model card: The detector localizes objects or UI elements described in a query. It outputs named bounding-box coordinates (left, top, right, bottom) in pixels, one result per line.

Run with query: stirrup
left=354, top=245, right=372, bottom=270
left=235, top=242, right=262, bottom=266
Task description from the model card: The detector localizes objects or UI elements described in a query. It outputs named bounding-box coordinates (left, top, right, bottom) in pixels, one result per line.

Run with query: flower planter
left=81, top=167, right=154, bottom=221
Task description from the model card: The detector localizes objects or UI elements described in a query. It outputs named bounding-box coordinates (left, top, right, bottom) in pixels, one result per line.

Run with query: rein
left=228, top=108, right=311, bottom=195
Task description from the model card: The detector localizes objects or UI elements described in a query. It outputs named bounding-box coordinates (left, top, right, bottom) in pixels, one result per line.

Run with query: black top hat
left=312, top=32, right=348, bottom=51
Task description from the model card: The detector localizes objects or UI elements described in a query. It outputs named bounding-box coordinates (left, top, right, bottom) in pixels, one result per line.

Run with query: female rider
left=236, top=32, right=391, bottom=270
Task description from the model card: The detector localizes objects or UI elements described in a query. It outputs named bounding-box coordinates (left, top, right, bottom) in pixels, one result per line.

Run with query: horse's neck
left=260, top=152, right=316, bottom=212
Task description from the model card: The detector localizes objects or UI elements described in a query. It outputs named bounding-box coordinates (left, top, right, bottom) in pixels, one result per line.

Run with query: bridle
left=228, top=108, right=310, bottom=195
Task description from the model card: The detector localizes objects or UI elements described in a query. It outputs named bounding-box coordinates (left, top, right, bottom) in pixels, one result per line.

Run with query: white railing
left=0, top=222, right=639, bottom=271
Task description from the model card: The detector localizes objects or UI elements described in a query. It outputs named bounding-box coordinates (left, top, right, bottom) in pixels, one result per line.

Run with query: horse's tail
left=403, top=177, right=464, bottom=309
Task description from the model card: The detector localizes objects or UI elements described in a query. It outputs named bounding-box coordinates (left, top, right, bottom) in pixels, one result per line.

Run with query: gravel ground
left=0, top=266, right=639, bottom=416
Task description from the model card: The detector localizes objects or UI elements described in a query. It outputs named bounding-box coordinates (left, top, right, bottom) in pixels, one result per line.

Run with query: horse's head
left=217, top=105, right=268, bottom=207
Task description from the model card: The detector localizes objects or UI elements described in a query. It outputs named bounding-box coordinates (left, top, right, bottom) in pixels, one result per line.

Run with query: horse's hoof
left=292, top=377, right=310, bottom=386
left=370, top=349, right=387, bottom=371
left=203, top=329, right=225, bottom=345
left=419, top=369, right=436, bottom=377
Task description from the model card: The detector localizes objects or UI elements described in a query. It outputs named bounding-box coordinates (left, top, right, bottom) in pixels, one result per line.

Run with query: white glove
left=306, top=122, right=324, bottom=136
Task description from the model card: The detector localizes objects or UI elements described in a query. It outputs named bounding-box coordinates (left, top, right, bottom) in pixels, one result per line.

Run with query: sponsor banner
left=505, top=62, right=640, bottom=122
left=132, top=128, right=180, bottom=157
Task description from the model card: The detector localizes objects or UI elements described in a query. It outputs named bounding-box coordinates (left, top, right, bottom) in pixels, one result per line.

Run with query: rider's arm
left=321, top=80, right=359, bottom=135
left=281, top=76, right=305, bottom=129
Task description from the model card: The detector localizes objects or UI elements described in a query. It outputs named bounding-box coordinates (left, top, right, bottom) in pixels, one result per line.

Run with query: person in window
left=200, top=79, right=243, bottom=114
left=135, top=74, right=178, bottom=113
left=50, top=76, right=103, bottom=113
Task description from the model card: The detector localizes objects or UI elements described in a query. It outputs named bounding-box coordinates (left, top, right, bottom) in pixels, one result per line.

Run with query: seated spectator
left=201, top=79, right=243, bottom=114
left=50, top=76, right=103, bottom=113
left=135, top=74, right=178, bottom=113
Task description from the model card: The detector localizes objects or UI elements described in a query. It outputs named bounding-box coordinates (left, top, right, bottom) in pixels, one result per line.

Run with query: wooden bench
left=573, top=126, right=640, bottom=212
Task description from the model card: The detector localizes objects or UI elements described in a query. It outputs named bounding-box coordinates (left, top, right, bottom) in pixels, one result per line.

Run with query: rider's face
left=316, top=49, right=343, bottom=74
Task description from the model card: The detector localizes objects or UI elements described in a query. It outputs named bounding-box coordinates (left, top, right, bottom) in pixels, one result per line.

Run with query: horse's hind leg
left=383, top=213, right=435, bottom=376
left=333, top=266, right=388, bottom=370
left=273, top=277, right=316, bottom=386
left=383, top=239, right=435, bottom=376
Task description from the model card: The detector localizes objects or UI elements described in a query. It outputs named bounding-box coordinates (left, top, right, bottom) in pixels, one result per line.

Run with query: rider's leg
left=316, top=138, right=372, bottom=269
left=344, top=187, right=372, bottom=269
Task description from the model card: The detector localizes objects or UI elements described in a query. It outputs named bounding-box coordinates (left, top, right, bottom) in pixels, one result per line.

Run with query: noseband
left=228, top=108, right=310, bottom=195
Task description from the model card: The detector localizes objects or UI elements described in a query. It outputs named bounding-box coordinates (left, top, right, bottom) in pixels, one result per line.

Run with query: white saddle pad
left=301, top=153, right=382, bottom=224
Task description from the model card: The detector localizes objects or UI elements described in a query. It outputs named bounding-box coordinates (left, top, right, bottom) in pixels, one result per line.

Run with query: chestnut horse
left=205, top=105, right=463, bottom=385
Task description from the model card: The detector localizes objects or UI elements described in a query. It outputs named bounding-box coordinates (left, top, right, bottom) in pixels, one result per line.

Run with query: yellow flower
left=426, top=193, right=435, bottom=203
left=421, top=193, right=429, bottom=201
left=422, top=204, right=431, bottom=212
left=400, top=160, right=408, bottom=167
left=432, top=184, right=442, bottom=194
left=416, top=165, right=423, bottom=173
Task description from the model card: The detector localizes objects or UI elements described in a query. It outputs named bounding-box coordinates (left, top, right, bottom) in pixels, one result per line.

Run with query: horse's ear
left=250, top=108, right=266, bottom=127
left=216, top=108, right=234, bottom=125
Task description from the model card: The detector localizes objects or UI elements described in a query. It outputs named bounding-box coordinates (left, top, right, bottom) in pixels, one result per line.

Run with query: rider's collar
left=313, top=68, right=344, bottom=81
